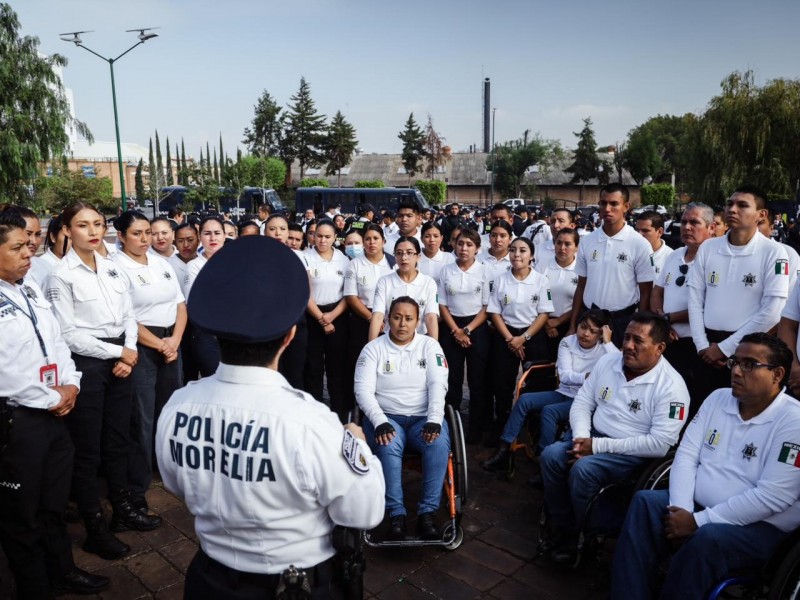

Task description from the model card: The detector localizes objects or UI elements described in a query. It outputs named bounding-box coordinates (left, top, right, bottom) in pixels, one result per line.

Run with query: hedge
left=415, top=180, right=447, bottom=205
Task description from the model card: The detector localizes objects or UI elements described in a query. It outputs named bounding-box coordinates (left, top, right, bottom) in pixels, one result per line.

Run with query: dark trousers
left=181, top=322, right=199, bottom=383
left=663, top=337, right=708, bottom=421
left=0, top=407, right=75, bottom=599
left=304, top=306, right=350, bottom=423
left=65, top=354, right=134, bottom=514
left=345, top=313, right=371, bottom=418
left=586, top=303, right=637, bottom=348
left=184, top=549, right=338, bottom=600
left=440, top=316, right=489, bottom=418
left=545, top=321, right=569, bottom=362
left=129, top=343, right=183, bottom=503
left=279, top=316, right=308, bottom=391
left=692, top=328, right=736, bottom=405
left=489, top=325, right=549, bottom=435
left=190, top=326, right=220, bottom=379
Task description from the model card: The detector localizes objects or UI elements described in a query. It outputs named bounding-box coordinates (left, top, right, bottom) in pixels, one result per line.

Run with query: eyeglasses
left=395, top=251, right=418, bottom=257
left=725, top=358, right=778, bottom=373
left=675, top=263, right=689, bottom=287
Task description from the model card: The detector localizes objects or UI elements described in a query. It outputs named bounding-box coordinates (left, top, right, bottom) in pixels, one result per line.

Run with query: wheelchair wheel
left=634, top=452, right=674, bottom=492
left=446, top=405, right=468, bottom=504
left=769, top=540, right=800, bottom=600
left=441, top=522, right=464, bottom=551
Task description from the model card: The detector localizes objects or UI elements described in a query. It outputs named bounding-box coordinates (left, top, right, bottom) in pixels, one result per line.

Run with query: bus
left=154, top=186, right=285, bottom=218
left=294, top=187, right=431, bottom=217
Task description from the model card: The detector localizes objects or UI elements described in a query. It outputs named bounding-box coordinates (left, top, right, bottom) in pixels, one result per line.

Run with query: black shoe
left=388, top=514, right=407, bottom=541
left=110, top=498, right=162, bottom=532
left=481, top=444, right=511, bottom=472
left=82, top=512, right=131, bottom=560
left=417, top=512, right=438, bottom=540
left=51, top=567, right=110, bottom=595
left=549, top=544, right=577, bottom=565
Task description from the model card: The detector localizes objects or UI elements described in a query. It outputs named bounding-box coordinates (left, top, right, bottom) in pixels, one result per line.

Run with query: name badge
left=40, top=364, right=58, bottom=388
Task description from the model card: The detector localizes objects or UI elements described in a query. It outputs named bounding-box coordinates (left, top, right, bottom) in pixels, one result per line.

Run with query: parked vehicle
left=295, top=187, right=430, bottom=217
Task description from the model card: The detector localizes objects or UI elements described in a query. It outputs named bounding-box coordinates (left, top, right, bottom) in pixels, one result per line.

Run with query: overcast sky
left=14, top=0, right=800, bottom=160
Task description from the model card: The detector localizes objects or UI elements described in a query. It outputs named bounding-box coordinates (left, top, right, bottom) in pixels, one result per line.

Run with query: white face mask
left=345, top=245, right=364, bottom=259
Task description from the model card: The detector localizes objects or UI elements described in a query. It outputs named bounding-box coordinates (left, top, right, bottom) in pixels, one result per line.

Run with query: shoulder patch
left=342, top=429, right=370, bottom=475
left=778, top=442, right=800, bottom=467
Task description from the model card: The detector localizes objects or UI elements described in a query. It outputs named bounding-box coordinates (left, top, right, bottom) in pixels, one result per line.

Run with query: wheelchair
left=509, top=360, right=560, bottom=462
left=363, top=404, right=468, bottom=551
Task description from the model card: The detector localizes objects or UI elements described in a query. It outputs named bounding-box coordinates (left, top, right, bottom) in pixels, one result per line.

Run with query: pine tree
left=213, top=148, right=219, bottom=183
left=135, top=158, right=145, bottom=202
left=398, top=113, right=426, bottom=182
left=206, top=142, right=212, bottom=177
left=175, top=142, right=180, bottom=184
left=155, top=130, right=164, bottom=185
left=243, top=90, right=283, bottom=157
left=148, top=138, right=158, bottom=200
left=219, top=134, right=226, bottom=183
left=284, top=77, right=327, bottom=181
left=324, top=111, right=358, bottom=186
left=180, top=139, right=187, bottom=186
left=165, top=136, right=174, bottom=186
left=566, top=117, right=603, bottom=184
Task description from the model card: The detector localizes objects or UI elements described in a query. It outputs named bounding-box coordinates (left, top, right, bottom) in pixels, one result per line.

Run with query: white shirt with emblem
left=418, top=250, right=455, bottom=287
left=168, top=254, right=195, bottom=299
left=575, top=224, right=655, bottom=311
left=688, top=232, right=789, bottom=356
left=555, top=334, right=620, bottom=398
left=0, top=279, right=81, bottom=409
left=28, top=250, right=61, bottom=289
left=184, top=253, right=208, bottom=300
left=487, top=268, right=555, bottom=329
left=44, top=249, right=138, bottom=359
left=539, top=258, right=578, bottom=317
left=656, top=247, right=693, bottom=339
left=478, top=250, right=512, bottom=298
left=372, top=271, right=439, bottom=334
left=384, top=230, right=422, bottom=256
left=569, top=352, right=690, bottom=456
left=304, top=247, right=349, bottom=306
left=354, top=333, right=448, bottom=426
left=670, top=388, right=800, bottom=532
left=650, top=241, right=674, bottom=276
left=534, top=240, right=555, bottom=273
left=437, top=260, right=489, bottom=317
left=156, top=365, right=385, bottom=574
left=113, top=251, right=185, bottom=327
left=344, top=254, right=394, bottom=310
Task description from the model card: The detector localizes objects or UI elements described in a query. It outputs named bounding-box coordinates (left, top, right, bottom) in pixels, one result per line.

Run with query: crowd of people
left=1, top=180, right=800, bottom=598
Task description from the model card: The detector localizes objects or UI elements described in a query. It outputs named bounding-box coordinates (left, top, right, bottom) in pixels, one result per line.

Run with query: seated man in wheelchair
left=481, top=309, right=618, bottom=476
left=354, top=296, right=450, bottom=541
left=540, top=312, right=690, bottom=562
left=612, top=333, right=800, bottom=599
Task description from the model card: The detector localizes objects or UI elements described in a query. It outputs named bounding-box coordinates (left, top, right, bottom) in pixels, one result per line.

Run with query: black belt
left=98, top=336, right=125, bottom=346
left=705, top=328, right=734, bottom=344
left=195, top=549, right=333, bottom=589
left=316, top=301, right=341, bottom=312
left=145, top=324, right=175, bottom=338
left=589, top=303, right=638, bottom=318
left=452, top=314, right=479, bottom=326
left=507, top=324, right=535, bottom=336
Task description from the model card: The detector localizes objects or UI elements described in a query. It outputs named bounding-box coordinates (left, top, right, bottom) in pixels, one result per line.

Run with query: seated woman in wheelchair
left=354, top=296, right=450, bottom=541
left=481, top=309, right=617, bottom=475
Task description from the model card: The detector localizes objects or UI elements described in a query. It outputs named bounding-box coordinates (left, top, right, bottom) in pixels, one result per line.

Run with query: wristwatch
left=463, top=326, right=472, bottom=337
left=663, top=313, right=671, bottom=324
left=523, top=332, right=532, bottom=341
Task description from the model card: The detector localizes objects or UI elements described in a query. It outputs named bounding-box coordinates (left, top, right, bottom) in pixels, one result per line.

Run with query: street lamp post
left=60, top=29, right=159, bottom=211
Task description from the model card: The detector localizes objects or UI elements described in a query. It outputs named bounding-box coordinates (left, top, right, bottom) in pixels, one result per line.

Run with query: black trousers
left=190, top=326, right=221, bottom=379
left=304, top=305, right=350, bottom=423
left=663, top=336, right=708, bottom=421
left=545, top=321, right=570, bottom=362
left=345, top=313, right=371, bottom=419
left=692, top=328, right=736, bottom=407
left=65, top=354, right=134, bottom=514
left=0, top=407, right=75, bottom=599
left=586, top=303, right=637, bottom=348
left=279, top=316, right=308, bottom=391
left=489, top=325, right=549, bottom=434
left=440, top=316, right=490, bottom=417
left=185, top=549, right=338, bottom=600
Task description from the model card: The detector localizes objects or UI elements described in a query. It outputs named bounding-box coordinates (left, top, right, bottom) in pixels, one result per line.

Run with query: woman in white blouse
left=540, top=228, right=580, bottom=359
left=418, top=222, right=454, bottom=287
left=28, top=214, right=70, bottom=288
left=113, top=211, right=187, bottom=513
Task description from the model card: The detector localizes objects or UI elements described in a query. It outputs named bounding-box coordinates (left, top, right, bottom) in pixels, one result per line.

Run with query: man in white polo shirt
left=569, top=184, right=655, bottom=347
left=635, top=210, right=673, bottom=276
left=688, top=185, right=790, bottom=402
left=385, top=201, right=423, bottom=255
left=651, top=202, right=715, bottom=417
left=534, top=208, right=576, bottom=273
left=611, top=333, right=800, bottom=600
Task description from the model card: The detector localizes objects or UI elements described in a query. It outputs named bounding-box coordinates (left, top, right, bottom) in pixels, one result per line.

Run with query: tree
left=219, top=134, right=226, bottom=183
left=324, top=110, right=358, bottom=186
left=398, top=113, right=426, bottom=183
left=243, top=90, right=283, bottom=157
left=135, top=158, right=145, bottom=202
left=34, top=166, right=113, bottom=213
left=165, top=136, right=174, bottom=186
left=486, top=133, right=561, bottom=199
left=284, top=77, right=327, bottom=181
left=155, top=131, right=164, bottom=184
left=624, top=132, right=662, bottom=185
left=0, top=3, right=93, bottom=201
left=230, top=155, right=286, bottom=190
left=566, top=117, right=604, bottom=184
left=422, top=115, right=448, bottom=180
left=148, top=138, right=156, bottom=199
left=180, top=139, right=188, bottom=186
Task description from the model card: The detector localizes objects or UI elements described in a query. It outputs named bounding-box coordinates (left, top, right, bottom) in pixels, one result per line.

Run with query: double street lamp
left=60, top=28, right=159, bottom=211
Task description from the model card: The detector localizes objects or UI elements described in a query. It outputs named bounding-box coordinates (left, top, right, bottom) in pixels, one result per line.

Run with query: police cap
left=358, top=203, right=375, bottom=216
left=188, top=236, right=310, bottom=343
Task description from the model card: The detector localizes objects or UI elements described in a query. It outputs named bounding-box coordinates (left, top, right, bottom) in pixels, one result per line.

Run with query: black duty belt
left=589, top=303, right=638, bottom=318
left=144, top=325, right=175, bottom=338
left=705, top=328, right=734, bottom=344
left=196, top=549, right=333, bottom=589
left=98, top=336, right=125, bottom=346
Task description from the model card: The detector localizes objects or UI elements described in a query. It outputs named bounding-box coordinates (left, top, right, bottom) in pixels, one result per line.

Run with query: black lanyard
left=0, top=288, right=50, bottom=364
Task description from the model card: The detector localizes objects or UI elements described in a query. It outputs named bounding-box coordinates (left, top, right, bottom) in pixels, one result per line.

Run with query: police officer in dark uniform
left=156, top=236, right=385, bottom=599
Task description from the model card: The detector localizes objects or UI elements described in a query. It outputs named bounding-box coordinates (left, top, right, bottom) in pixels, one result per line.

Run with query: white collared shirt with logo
left=113, top=251, right=185, bottom=328
left=418, top=250, right=455, bottom=288
left=656, top=247, right=693, bottom=339
left=372, top=271, right=439, bottom=334
left=344, top=254, right=394, bottom=310
left=384, top=230, right=421, bottom=256
left=486, top=268, right=555, bottom=329
left=478, top=250, right=512, bottom=298
left=304, top=247, right=349, bottom=306
left=650, top=241, right=674, bottom=276
left=28, top=249, right=61, bottom=289
left=438, top=261, right=489, bottom=317
left=539, top=258, right=578, bottom=317
left=534, top=240, right=555, bottom=273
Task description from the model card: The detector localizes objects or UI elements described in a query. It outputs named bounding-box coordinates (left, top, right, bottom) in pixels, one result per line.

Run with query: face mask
left=345, top=245, right=364, bottom=259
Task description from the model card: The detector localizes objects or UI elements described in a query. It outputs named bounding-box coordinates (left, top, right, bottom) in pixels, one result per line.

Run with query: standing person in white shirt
left=385, top=201, right=423, bottom=255
left=418, top=221, right=455, bottom=287
left=438, top=228, right=490, bottom=423
left=480, top=204, right=513, bottom=248
left=485, top=237, right=555, bottom=445
left=170, top=223, right=199, bottom=384
left=369, top=237, right=439, bottom=341
left=611, top=333, right=800, bottom=600
left=651, top=202, right=715, bottom=416
left=522, top=208, right=552, bottom=257
left=541, top=228, right=580, bottom=360
left=149, top=217, right=176, bottom=260
left=304, top=219, right=351, bottom=421
left=355, top=296, right=449, bottom=540
left=759, top=206, right=800, bottom=290
left=534, top=208, right=575, bottom=272
left=44, top=202, right=161, bottom=562
left=688, top=185, right=790, bottom=402
left=27, top=213, right=70, bottom=289
left=113, top=211, right=186, bottom=515
left=478, top=219, right=513, bottom=294
left=635, top=210, right=673, bottom=276
left=569, top=184, right=655, bottom=347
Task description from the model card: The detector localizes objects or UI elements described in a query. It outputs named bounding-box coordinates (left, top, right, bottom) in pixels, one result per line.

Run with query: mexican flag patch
left=668, top=402, right=685, bottom=420
left=778, top=442, right=800, bottom=467
left=435, top=354, right=448, bottom=368
left=776, top=259, right=790, bottom=275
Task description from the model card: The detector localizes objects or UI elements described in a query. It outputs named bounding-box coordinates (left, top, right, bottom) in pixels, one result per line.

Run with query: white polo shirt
left=656, top=247, right=693, bottom=339
left=534, top=240, right=555, bottom=273
left=168, top=254, right=195, bottom=299
left=487, top=268, right=554, bottom=329
left=650, top=241, right=674, bottom=276
left=184, top=253, right=208, bottom=300
left=539, top=258, right=578, bottom=317
left=113, top=251, right=185, bottom=328
left=570, top=352, right=689, bottom=456
left=372, top=270, right=439, bottom=334
left=555, top=334, right=620, bottom=398
left=28, top=250, right=60, bottom=289
left=688, top=232, right=789, bottom=356
left=418, top=250, right=454, bottom=287
left=669, top=388, right=800, bottom=533
left=384, top=230, right=421, bottom=255
left=575, top=224, right=654, bottom=311
left=438, top=260, right=489, bottom=317
left=478, top=250, right=512, bottom=297
left=344, top=254, right=394, bottom=310
left=777, top=240, right=800, bottom=291
left=522, top=221, right=552, bottom=247
left=305, top=247, right=349, bottom=306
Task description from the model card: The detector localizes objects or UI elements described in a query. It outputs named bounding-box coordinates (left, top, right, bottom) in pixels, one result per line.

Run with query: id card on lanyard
left=0, top=287, right=58, bottom=387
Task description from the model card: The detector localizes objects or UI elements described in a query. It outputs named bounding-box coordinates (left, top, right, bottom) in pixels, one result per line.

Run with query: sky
left=13, top=0, right=800, bottom=161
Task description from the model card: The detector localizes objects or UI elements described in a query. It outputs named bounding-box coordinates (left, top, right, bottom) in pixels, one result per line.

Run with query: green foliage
left=155, top=131, right=164, bottom=182
left=423, top=115, right=448, bottom=179
left=165, top=137, right=174, bottom=186
left=299, top=178, right=329, bottom=188
left=33, top=166, right=114, bottom=213
left=284, top=77, right=327, bottom=180
left=135, top=159, right=145, bottom=202
left=641, top=183, right=675, bottom=208
left=566, top=118, right=604, bottom=184
left=415, top=180, right=447, bottom=204
left=230, top=156, right=286, bottom=190
left=243, top=90, right=283, bottom=157
left=148, top=138, right=157, bottom=199
left=179, top=139, right=188, bottom=186
left=624, top=132, right=662, bottom=185
left=398, top=113, right=426, bottom=180
left=487, top=133, right=561, bottom=199
left=354, top=180, right=384, bottom=188
left=324, top=110, right=358, bottom=186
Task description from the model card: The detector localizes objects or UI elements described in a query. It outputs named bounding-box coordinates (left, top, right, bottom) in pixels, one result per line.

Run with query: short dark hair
left=555, top=228, right=580, bottom=245
left=4, top=205, right=37, bottom=221
left=628, top=311, right=670, bottom=345
left=0, top=210, right=26, bottom=245
left=218, top=337, right=285, bottom=367
left=740, top=332, right=793, bottom=387
left=600, top=183, right=630, bottom=203
left=238, top=220, right=260, bottom=235
left=421, top=221, right=443, bottom=236
left=394, top=236, right=421, bottom=254
left=551, top=207, right=575, bottom=223
left=288, top=222, right=304, bottom=234
left=258, top=203, right=271, bottom=213
left=490, top=219, right=513, bottom=236
left=115, top=210, right=150, bottom=235
left=578, top=308, right=611, bottom=329
left=167, top=207, right=184, bottom=219
left=733, top=185, right=768, bottom=210
left=363, top=223, right=385, bottom=240
left=397, top=200, right=420, bottom=214
left=456, top=227, right=481, bottom=248
left=490, top=203, right=512, bottom=218
left=637, top=210, right=665, bottom=230
left=389, top=295, right=419, bottom=318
